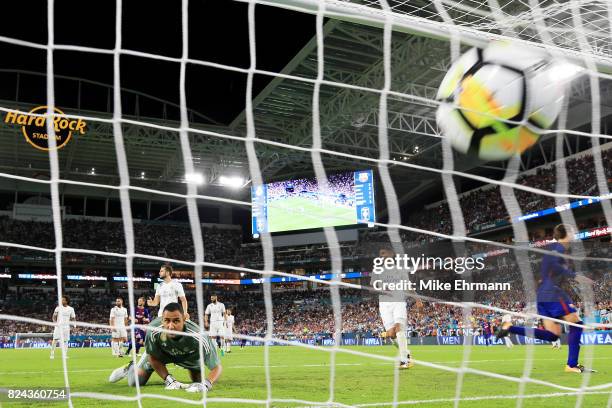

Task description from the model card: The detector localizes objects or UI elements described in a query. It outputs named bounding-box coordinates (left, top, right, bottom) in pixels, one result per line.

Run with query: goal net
left=0, top=0, right=611, bottom=407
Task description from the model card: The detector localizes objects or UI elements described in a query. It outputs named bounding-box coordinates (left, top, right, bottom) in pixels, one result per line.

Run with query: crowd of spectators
left=0, top=289, right=113, bottom=336
left=0, top=217, right=241, bottom=263
left=0, top=148, right=610, bottom=341
left=400, top=148, right=612, bottom=243
left=0, top=148, right=610, bottom=269
left=236, top=242, right=359, bottom=269
left=2, top=264, right=609, bottom=340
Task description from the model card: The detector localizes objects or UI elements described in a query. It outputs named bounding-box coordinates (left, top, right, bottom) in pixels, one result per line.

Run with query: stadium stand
left=1, top=148, right=610, bottom=344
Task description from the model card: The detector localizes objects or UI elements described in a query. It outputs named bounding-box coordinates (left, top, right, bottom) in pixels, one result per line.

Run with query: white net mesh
left=0, top=0, right=611, bottom=407
left=274, top=0, right=612, bottom=65
left=355, top=0, right=612, bottom=56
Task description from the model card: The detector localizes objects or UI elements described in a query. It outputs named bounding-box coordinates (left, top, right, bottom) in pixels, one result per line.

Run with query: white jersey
left=225, top=315, right=235, bottom=331
left=205, top=302, right=226, bottom=323
left=54, top=305, right=75, bottom=328
left=155, top=279, right=186, bottom=316
left=502, top=314, right=512, bottom=323
left=371, top=264, right=409, bottom=302
left=110, top=306, right=128, bottom=327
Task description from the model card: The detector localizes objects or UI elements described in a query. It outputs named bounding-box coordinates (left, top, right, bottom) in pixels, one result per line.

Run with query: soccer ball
left=436, top=41, right=566, bottom=161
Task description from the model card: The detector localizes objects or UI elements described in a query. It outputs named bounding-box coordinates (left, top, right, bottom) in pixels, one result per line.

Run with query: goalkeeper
left=108, top=302, right=222, bottom=392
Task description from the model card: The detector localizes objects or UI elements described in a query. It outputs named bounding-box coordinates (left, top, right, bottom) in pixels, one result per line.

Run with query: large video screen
left=251, top=170, right=375, bottom=236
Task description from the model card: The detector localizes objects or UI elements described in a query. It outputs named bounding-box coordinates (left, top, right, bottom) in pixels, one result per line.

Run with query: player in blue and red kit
left=496, top=224, right=596, bottom=373
left=126, top=296, right=151, bottom=356
left=240, top=328, right=248, bottom=349
left=482, top=320, right=492, bottom=346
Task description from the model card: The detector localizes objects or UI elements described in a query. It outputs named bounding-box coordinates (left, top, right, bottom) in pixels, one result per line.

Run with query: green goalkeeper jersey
left=145, top=317, right=220, bottom=371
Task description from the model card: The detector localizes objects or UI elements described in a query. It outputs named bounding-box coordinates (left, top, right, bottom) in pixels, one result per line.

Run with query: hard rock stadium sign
left=4, top=106, right=87, bottom=151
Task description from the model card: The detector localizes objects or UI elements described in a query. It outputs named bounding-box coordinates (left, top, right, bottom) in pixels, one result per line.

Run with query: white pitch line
left=354, top=391, right=612, bottom=406
left=0, top=363, right=365, bottom=375
left=2, top=357, right=610, bottom=376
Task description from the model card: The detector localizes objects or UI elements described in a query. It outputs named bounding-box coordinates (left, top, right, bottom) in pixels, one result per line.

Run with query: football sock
left=396, top=331, right=409, bottom=362
left=567, top=322, right=583, bottom=367
left=508, top=326, right=559, bottom=342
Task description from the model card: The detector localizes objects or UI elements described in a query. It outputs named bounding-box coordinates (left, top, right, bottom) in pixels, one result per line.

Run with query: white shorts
left=112, top=327, right=128, bottom=339
left=53, top=327, right=70, bottom=341
left=225, top=329, right=233, bottom=340
left=379, top=301, right=407, bottom=331
left=209, top=323, right=225, bottom=337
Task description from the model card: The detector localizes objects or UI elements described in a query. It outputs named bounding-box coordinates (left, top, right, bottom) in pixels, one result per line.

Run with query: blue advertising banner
left=435, top=332, right=612, bottom=346
left=579, top=331, right=612, bottom=345
left=242, top=271, right=363, bottom=285
left=516, top=197, right=603, bottom=222
left=5, top=332, right=609, bottom=349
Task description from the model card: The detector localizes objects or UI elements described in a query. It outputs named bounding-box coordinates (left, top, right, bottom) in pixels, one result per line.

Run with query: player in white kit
left=110, top=297, right=129, bottom=357
left=205, top=295, right=226, bottom=354
left=373, top=246, right=419, bottom=369
left=501, top=315, right=514, bottom=348
left=51, top=295, right=76, bottom=359
left=224, top=309, right=235, bottom=353
left=147, top=264, right=189, bottom=320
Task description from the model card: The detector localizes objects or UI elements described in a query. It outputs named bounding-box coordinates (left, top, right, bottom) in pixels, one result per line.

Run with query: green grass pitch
left=267, top=197, right=355, bottom=232
left=1, top=345, right=610, bottom=407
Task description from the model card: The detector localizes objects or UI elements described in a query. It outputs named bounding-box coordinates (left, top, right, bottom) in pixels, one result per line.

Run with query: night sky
left=0, top=0, right=316, bottom=125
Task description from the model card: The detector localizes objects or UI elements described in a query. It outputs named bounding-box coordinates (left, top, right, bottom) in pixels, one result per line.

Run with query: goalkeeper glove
left=164, top=374, right=184, bottom=390
left=185, top=379, right=213, bottom=393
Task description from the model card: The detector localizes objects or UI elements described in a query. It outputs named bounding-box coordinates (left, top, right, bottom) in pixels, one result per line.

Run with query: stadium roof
left=1, top=1, right=611, bottom=208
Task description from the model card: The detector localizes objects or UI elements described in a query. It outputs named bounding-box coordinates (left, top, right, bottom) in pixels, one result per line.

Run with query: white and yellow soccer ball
left=436, top=41, right=568, bottom=161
